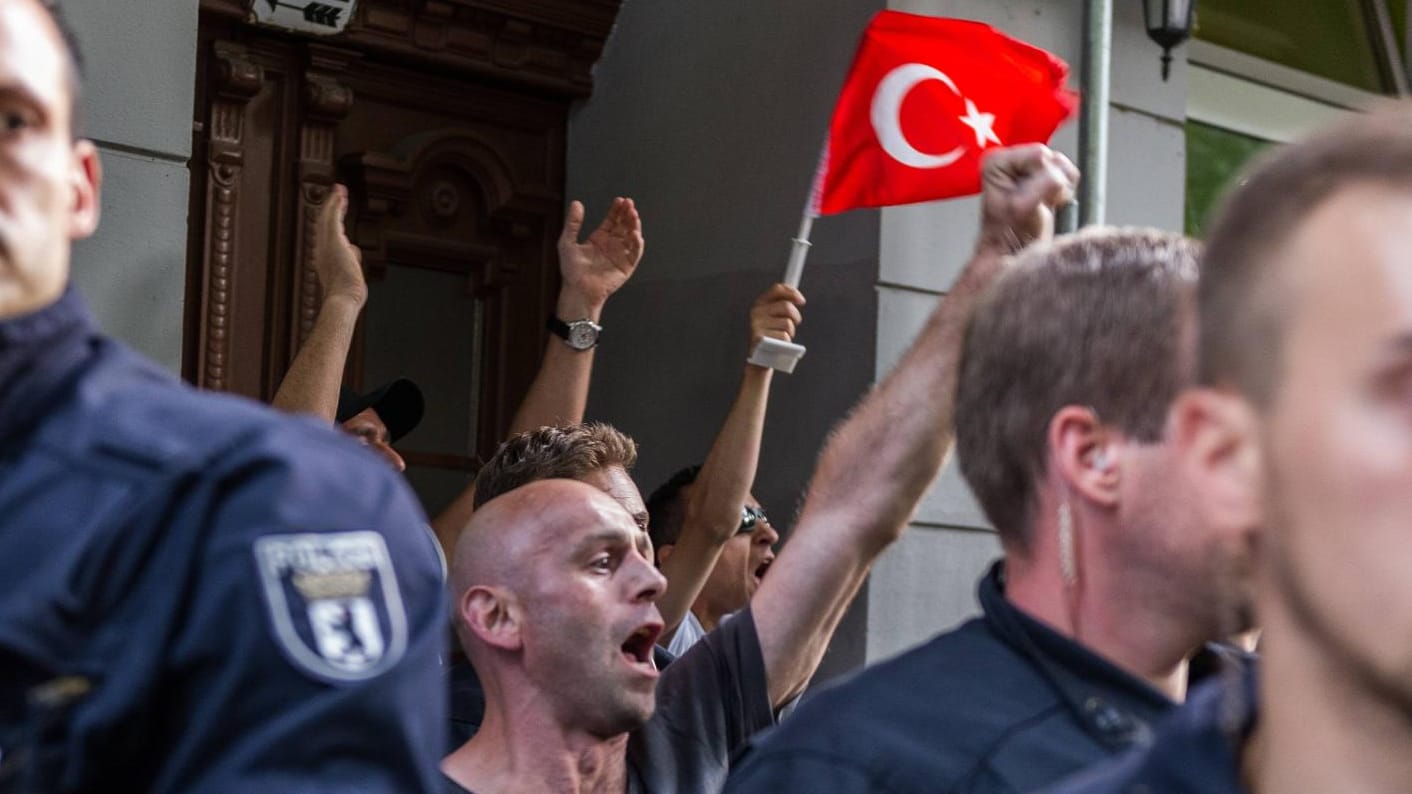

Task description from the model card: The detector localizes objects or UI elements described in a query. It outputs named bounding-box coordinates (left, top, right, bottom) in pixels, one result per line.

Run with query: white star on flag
left=958, top=98, right=1002, bottom=148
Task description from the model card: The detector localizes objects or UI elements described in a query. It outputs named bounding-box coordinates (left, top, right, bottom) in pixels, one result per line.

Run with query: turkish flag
left=812, top=12, right=1078, bottom=215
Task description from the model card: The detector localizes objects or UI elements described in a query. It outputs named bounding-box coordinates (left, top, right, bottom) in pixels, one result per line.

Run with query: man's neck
left=442, top=702, right=630, bottom=793
left=1249, top=605, right=1412, bottom=794
left=1006, top=556, right=1196, bottom=702
left=691, top=599, right=727, bottom=633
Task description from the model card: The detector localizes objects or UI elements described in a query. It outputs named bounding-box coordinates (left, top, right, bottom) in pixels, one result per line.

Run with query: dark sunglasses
left=738, top=505, right=770, bottom=534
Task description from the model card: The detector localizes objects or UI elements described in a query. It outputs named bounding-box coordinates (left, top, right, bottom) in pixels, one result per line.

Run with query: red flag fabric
left=812, top=12, right=1078, bottom=215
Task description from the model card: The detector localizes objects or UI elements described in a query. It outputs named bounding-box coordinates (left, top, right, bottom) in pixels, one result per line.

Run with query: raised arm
left=272, top=185, right=366, bottom=421
left=509, top=197, right=644, bottom=433
left=751, top=144, right=1079, bottom=706
left=657, top=283, right=806, bottom=634
left=431, top=198, right=644, bottom=550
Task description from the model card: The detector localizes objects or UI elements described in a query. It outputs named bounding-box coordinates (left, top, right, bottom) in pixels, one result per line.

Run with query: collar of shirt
left=979, top=560, right=1177, bottom=750
left=1050, top=660, right=1257, bottom=794
left=0, top=286, right=97, bottom=446
left=1138, top=662, right=1255, bottom=792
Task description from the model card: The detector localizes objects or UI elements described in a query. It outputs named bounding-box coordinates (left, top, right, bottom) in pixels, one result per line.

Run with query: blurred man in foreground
left=1049, top=103, right=1412, bottom=794
left=0, top=1, right=445, bottom=789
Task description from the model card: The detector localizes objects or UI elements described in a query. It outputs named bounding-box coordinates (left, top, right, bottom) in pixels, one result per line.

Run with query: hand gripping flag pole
left=749, top=11, right=1079, bottom=374
left=745, top=212, right=814, bottom=372
left=747, top=148, right=827, bottom=374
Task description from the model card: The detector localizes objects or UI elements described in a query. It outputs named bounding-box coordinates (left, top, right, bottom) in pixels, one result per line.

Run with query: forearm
left=657, top=366, right=773, bottom=632
left=507, top=342, right=594, bottom=435
left=271, top=294, right=363, bottom=422
left=752, top=245, right=1004, bottom=705
left=506, top=290, right=602, bottom=435
left=803, top=245, right=1002, bottom=545
left=431, top=489, right=476, bottom=559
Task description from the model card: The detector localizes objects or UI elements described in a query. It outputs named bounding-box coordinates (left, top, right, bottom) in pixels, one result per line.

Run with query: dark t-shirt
left=443, top=606, right=774, bottom=793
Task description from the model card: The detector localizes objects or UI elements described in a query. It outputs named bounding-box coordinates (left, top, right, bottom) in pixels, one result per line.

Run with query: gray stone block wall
left=65, top=0, right=200, bottom=373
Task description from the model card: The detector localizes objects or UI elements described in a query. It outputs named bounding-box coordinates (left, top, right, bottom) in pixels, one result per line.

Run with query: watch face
left=568, top=322, right=598, bottom=349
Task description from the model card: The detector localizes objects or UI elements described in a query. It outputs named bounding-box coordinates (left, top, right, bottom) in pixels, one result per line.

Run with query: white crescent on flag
left=870, top=63, right=1003, bottom=170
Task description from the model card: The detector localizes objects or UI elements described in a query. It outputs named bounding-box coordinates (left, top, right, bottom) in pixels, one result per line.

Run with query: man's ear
left=1169, top=387, right=1262, bottom=537
left=68, top=139, right=102, bottom=240
left=459, top=585, right=522, bottom=652
left=1048, top=405, right=1119, bottom=507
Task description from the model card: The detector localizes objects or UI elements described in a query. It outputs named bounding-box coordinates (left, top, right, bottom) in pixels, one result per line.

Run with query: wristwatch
left=547, top=315, right=602, bottom=351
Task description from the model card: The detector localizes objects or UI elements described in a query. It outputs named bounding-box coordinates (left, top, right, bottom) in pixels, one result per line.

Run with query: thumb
left=318, top=184, right=343, bottom=233
left=333, top=184, right=349, bottom=226
left=560, top=200, right=586, bottom=245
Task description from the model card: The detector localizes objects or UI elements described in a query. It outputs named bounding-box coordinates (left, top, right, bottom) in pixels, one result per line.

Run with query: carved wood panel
left=195, top=42, right=264, bottom=393
left=294, top=47, right=357, bottom=348
left=186, top=0, right=618, bottom=512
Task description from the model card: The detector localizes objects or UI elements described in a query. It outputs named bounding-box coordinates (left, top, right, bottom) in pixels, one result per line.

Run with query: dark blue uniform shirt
left=725, top=561, right=1178, bottom=794
left=1042, top=666, right=1255, bottom=794
left=0, top=290, right=447, bottom=792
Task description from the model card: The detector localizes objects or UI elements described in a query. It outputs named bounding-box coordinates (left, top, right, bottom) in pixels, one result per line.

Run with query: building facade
left=67, top=0, right=1394, bottom=679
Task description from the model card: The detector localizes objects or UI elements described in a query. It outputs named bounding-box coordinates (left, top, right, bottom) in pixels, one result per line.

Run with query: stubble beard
left=544, top=630, right=656, bottom=739
left=1264, top=458, right=1412, bottom=718
left=575, top=678, right=655, bottom=739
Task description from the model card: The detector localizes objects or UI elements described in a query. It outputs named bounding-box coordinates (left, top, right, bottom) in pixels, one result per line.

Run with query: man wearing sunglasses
left=648, top=470, right=779, bottom=656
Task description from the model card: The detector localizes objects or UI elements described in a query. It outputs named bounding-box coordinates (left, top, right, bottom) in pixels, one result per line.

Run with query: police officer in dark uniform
left=0, top=2, right=445, bottom=790
left=727, top=226, right=1257, bottom=794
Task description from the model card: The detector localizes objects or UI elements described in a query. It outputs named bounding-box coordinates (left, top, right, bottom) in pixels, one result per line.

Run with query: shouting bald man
left=448, top=479, right=753, bottom=792
left=441, top=143, right=1079, bottom=793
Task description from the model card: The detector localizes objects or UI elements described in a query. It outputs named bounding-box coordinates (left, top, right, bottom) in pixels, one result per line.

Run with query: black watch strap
left=546, top=315, right=601, bottom=350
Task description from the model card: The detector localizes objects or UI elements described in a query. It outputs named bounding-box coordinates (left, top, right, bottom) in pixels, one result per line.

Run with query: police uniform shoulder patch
left=254, top=531, right=408, bottom=682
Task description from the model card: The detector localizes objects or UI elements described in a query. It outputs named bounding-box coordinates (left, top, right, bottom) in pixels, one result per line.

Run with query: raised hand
left=271, top=184, right=368, bottom=421
left=977, top=144, right=1080, bottom=253
left=557, top=197, right=644, bottom=315
left=313, top=184, right=367, bottom=307
left=748, top=283, right=806, bottom=351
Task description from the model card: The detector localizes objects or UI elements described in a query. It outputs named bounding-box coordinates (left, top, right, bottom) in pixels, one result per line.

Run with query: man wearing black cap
left=335, top=378, right=425, bottom=472
left=271, top=185, right=422, bottom=470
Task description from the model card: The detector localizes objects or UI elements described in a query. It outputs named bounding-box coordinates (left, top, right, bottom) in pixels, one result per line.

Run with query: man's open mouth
left=754, top=556, right=775, bottom=581
left=620, top=623, right=663, bottom=673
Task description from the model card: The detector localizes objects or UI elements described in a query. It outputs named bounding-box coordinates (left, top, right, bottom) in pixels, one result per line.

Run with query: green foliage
left=1185, top=121, right=1271, bottom=237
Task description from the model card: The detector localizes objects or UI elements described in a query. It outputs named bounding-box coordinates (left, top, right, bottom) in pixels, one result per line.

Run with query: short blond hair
left=473, top=422, right=637, bottom=509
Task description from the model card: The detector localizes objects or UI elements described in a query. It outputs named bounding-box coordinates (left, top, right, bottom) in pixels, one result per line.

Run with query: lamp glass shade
left=1144, top=0, right=1194, bottom=47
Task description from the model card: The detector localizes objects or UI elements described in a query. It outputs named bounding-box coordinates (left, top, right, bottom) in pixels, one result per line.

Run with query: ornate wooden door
left=186, top=0, right=622, bottom=513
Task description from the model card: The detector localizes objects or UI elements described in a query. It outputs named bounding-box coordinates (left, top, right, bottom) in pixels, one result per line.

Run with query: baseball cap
left=336, top=378, right=425, bottom=443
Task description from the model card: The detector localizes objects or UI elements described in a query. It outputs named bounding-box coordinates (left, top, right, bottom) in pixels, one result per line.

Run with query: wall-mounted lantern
left=1144, top=0, right=1195, bottom=80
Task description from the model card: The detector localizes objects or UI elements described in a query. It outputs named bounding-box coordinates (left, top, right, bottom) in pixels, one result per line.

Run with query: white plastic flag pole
left=747, top=210, right=815, bottom=373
